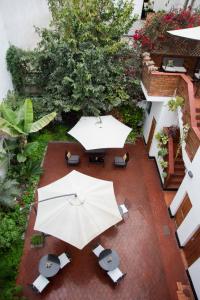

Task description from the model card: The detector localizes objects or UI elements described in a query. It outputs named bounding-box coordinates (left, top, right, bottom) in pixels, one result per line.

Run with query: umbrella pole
left=39, top=193, right=77, bottom=203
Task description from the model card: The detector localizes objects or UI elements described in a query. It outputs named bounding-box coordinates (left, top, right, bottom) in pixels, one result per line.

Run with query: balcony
left=142, top=58, right=200, bottom=161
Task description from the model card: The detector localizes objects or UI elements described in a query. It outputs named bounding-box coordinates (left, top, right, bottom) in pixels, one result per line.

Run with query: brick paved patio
left=17, top=139, right=188, bottom=300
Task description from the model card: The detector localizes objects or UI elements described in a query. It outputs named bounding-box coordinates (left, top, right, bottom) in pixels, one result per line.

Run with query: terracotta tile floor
left=17, top=139, right=188, bottom=300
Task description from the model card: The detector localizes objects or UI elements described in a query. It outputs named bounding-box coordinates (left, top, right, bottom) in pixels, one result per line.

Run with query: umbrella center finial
left=69, top=194, right=85, bottom=206
left=95, top=116, right=103, bottom=128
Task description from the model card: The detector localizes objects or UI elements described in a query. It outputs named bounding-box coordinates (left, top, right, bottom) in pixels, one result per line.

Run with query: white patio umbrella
left=168, top=26, right=200, bottom=41
left=68, top=115, right=132, bottom=150
left=34, top=170, right=122, bottom=249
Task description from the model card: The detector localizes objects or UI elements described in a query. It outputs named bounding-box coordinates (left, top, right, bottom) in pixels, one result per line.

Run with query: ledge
left=140, top=82, right=172, bottom=102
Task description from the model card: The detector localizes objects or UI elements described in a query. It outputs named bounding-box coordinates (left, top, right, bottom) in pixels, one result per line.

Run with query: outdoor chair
left=92, top=244, right=105, bottom=257
left=118, top=203, right=128, bottom=220
left=58, top=252, right=71, bottom=269
left=107, top=268, right=126, bottom=285
left=65, top=151, right=80, bottom=165
left=31, top=274, right=49, bottom=293
left=114, top=152, right=129, bottom=167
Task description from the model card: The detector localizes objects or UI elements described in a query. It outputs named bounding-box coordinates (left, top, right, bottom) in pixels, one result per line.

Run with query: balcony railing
left=142, top=65, right=200, bottom=160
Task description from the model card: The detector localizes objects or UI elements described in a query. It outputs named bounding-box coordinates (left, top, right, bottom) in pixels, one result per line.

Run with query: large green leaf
left=0, top=103, right=17, bottom=125
left=24, top=99, right=33, bottom=133
left=16, top=104, right=25, bottom=125
left=29, top=112, right=56, bottom=133
left=17, top=153, right=27, bottom=163
left=0, top=117, right=25, bottom=137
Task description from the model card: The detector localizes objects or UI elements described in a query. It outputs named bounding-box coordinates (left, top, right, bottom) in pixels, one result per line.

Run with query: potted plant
left=30, top=233, right=44, bottom=248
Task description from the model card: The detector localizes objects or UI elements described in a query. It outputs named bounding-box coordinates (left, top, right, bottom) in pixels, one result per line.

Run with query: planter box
left=30, top=233, right=44, bottom=248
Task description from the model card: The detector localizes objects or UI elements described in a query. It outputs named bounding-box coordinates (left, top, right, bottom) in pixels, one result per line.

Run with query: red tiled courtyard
left=17, top=139, right=188, bottom=300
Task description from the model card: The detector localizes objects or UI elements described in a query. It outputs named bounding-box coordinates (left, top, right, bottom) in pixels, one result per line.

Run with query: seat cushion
left=114, top=156, right=126, bottom=165
left=68, top=155, right=80, bottom=164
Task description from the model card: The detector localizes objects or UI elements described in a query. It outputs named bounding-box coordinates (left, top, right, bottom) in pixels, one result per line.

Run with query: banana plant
left=0, top=98, right=56, bottom=147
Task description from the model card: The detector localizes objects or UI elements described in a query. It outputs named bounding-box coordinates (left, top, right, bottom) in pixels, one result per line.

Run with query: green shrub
left=0, top=213, right=22, bottom=250
left=158, top=147, right=168, bottom=157
left=31, top=234, right=44, bottom=246
left=168, top=96, right=184, bottom=111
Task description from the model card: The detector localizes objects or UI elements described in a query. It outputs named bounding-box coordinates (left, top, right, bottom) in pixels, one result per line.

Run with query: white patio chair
left=58, top=252, right=71, bottom=269
left=107, top=268, right=126, bottom=284
left=118, top=203, right=128, bottom=219
left=92, top=244, right=105, bottom=257
left=32, top=274, right=49, bottom=293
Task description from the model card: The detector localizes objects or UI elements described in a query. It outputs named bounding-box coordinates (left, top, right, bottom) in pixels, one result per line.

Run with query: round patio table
left=98, top=249, right=120, bottom=271
left=39, top=254, right=60, bottom=278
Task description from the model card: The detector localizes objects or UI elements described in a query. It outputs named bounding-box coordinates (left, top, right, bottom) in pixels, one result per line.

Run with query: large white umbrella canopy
left=168, top=26, right=200, bottom=41
left=68, top=115, right=132, bottom=150
left=34, top=170, right=122, bottom=249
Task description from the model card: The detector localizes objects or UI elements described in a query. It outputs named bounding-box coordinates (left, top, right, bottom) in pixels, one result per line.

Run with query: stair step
left=168, top=177, right=183, bottom=184
left=174, top=170, right=185, bottom=176
left=196, top=108, right=200, bottom=113
left=165, top=184, right=179, bottom=190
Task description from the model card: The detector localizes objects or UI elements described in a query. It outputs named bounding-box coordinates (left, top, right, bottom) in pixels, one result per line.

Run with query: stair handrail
left=163, top=127, right=175, bottom=188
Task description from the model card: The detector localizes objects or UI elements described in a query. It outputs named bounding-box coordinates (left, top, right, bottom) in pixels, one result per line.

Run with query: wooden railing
left=142, top=68, right=200, bottom=160
left=163, top=128, right=175, bottom=188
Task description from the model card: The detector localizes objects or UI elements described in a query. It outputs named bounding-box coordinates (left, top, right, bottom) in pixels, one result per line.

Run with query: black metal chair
left=65, top=151, right=80, bottom=165
left=114, top=152, right=129, bottom=167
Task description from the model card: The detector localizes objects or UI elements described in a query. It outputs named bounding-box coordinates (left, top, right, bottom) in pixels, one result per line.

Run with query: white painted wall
left=0, top=0, right=51, bottom=103
left=0, top=13, right=13, bottom=100
left=153, top=0, right=200, bottom=11
left=188, top=258, right=200, bottom=299
left=170, top=146, right=200, bottom=244
left=0, top=0, right=51, bottom=50
left=132, top=0, right=144, bottom=18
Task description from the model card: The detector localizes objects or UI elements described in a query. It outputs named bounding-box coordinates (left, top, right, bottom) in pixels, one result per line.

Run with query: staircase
left=165, top=157, right=185, bottom=190
left=163, top=128, right=185, bottom=190
left=195, top=98, right=200, bottom=128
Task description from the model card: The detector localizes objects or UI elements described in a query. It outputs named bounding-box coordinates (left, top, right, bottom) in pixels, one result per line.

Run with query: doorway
left=175, top=194, right=192, bottom=228
left=184, top=227, right=200, bottom=267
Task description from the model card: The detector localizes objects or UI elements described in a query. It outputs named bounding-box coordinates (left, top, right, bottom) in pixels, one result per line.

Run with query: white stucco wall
left=153, top=0, right=200, bottom=11
left=170, top=146, right=200, bottom=245
left=188, top=257, right=200, bottom=299
left=0, top=0, right=51, bottom=102
left=132, top=0, right=144, bottom=18
left=0, top=13, right=13, bottom=100
left=0, top=0, right=51, bottom=50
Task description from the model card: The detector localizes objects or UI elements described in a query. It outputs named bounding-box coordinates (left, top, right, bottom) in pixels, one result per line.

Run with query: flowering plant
left=133, top=8, right=200, bottom=51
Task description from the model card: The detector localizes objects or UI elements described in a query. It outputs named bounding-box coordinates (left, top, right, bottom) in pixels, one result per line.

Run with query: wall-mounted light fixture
left=188, top=170, right=193, bottom=178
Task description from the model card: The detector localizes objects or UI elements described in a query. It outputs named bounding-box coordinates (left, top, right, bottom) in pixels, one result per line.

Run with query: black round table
left=39, top=254, right=60, bottom=278
left=98, top=249, right=120, bottom=271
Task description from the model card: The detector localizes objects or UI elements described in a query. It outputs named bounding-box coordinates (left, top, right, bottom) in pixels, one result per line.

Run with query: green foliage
left=159, top=159, right=168, bottom=169
left=155, top=130, right=168, bottom=145
left=0, top=98, right=57, bottom=138
left=31, top=234, right=44, bottom=246
left=6, top=0, right=137, bottom=116
left=158, top=147, right=168, bottom=157
left=168, top=96, right=184, bottom=111
left=6, top=46, right=25, bottom=92
left=162, top=171, right=167, bottom=178
left=0, top=212, right=23, bottom=250
left=0, top=178, right=20, bottom=209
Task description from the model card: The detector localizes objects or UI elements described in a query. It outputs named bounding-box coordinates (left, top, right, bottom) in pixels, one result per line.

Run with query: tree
left=7, top=0, right=136, bottom=116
